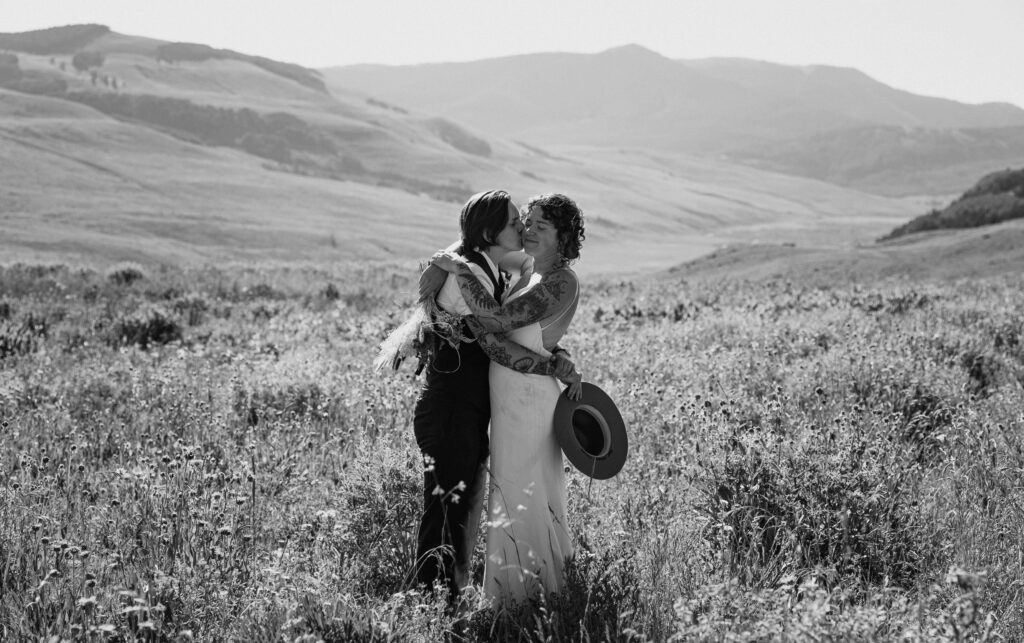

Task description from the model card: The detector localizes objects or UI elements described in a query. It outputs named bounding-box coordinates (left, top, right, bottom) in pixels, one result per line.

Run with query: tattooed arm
left=465, top=316, right=577, bottom=379
left=443, top=262, right=577, bottom=334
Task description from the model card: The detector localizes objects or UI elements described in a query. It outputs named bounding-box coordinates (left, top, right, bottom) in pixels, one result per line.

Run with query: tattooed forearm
left=512, top=357, right=539, bottom=371
left=456, top=269, right=577, bottom=334
left=467, top=318, right=555, bottom=376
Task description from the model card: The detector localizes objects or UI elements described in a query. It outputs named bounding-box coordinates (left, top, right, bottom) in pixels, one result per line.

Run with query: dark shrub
left=0, top=313, right=49, bottom=360
left=71, top=51, right=105, bottom=71
left=109, top=306, right=182, bottom=350
left=961, top=350, right=1000, bottom=397
left=106, top=263, right=147, bottom=286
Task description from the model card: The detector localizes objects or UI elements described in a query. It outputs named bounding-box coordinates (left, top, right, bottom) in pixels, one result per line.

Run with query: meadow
left=1, top=260, right=1022, bottom=641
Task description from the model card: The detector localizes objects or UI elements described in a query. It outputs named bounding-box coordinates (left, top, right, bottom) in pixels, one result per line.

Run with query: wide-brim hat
left=553, top=383, right=628, bottom=480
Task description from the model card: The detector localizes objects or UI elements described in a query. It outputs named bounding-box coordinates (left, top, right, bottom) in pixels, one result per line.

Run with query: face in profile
left=522, top=205, right=559, bottom=259
left=493, top=202, right=524, bottom=253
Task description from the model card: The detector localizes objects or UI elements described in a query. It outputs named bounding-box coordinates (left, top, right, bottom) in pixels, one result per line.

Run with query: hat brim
left=553, top=382, right=628, bottom=480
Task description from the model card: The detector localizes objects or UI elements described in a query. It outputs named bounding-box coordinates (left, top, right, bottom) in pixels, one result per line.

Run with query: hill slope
left=670, top=218, right=1024, bottom=283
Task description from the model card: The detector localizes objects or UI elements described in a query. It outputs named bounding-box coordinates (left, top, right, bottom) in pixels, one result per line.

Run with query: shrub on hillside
left=71, top=50, right=105, bottom=71
left=105, top=262, right=147, bottom=286
left=880, top=167, right=1024, bottom=240
left=0, top=314, right=49, bottom=360
left=108, top=305, right=182, bottom=350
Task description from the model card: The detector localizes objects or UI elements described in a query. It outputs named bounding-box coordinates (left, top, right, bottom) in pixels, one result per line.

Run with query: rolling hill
left=324, top=46, right=1024, bottom=197
left=0, top=25, right=931, bottom=276
left=668, top=217, right=1024, bottom=284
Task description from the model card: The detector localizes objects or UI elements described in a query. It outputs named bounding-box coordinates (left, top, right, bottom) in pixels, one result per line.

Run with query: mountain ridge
left=324, top=45, right=1024, bottom=196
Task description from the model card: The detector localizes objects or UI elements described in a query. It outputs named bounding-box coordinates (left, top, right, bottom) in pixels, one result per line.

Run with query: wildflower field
left=1, top=260, right=1022, bottom=641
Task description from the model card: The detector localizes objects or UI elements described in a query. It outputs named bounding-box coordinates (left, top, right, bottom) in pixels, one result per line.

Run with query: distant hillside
left=669, top=217, right=1024, bottom=284
left=729, top=125, right=1024, bottom=196
left=0, top=24, right=109, bottom=54
left=880, top=168, right=1024, bottom=240
left=324, top=47, right=1024, bottom=196
left=682, top=58, right=1024, bottom=129
left=0, top=25, right=326, bottom=94
left=0, top=29, right=484, bottom=203
left=153, top=42, right=326, bottom=93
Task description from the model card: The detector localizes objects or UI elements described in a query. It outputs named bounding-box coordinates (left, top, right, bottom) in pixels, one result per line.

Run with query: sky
left=6, top=0, right=1023, bottom=108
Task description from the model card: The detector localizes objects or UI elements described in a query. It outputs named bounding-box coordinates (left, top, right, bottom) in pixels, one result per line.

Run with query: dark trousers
left=412, top=339, right=490, bottom=596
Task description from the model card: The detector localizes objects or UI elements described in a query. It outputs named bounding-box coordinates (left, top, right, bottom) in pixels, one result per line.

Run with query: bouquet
left=373, top=298, right=469, bottom=374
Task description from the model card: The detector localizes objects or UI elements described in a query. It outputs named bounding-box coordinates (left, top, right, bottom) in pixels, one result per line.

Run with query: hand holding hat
left=552, top=354, right=582, bottom=400
left=554, top=382, right=628, bottom=479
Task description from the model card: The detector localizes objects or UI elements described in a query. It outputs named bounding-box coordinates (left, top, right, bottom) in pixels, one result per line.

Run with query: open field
left=1, top=260, right=1022, bottom=641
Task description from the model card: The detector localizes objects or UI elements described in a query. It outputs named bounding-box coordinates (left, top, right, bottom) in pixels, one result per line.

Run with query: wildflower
left=77, top=596, right=97, bottom=611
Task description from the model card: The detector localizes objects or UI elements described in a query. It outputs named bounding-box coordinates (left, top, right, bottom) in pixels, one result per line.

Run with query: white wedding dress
left=484, top=274, right=574, bottom=607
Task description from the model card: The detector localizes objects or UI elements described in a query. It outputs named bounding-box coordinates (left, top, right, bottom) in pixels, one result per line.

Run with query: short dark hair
left=459, top=190, right=511, bottom=253
left=525, top=193, right=585, bottom=263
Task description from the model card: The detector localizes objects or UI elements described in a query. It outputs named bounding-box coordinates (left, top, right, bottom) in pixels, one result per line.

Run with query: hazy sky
left=7, top=0, right=1022, bottom=108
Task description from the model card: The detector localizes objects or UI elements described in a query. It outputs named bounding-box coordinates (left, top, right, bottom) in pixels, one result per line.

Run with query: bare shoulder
left=538, top=267, right=579, bottom=300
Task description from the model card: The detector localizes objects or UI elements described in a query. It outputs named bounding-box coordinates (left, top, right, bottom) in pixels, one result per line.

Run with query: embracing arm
left=465, top=316, right=553, bottom=375
left=417, top=240, right=462, bottom=302
left=467, top=317, right=582, bottom=396
left=452, top=266, right=577, bottom=334
left=465, top=317, right=557, bottom=376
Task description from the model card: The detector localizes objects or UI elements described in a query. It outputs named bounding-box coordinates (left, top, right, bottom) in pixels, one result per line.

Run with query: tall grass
left=0, top=262, right=1021, bottom=641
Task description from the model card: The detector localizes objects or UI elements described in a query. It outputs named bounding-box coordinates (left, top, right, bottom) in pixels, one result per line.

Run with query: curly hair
left=524, top=193, right=586, bottom=263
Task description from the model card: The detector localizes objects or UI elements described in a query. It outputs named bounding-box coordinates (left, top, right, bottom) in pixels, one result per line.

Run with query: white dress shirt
left=436, top=251, right=500, bottom=315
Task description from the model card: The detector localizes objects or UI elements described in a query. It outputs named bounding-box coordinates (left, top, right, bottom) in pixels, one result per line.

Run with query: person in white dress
left=402, top=190, right=578, bottom=601
left=430, top=193, right=586, bottom=608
